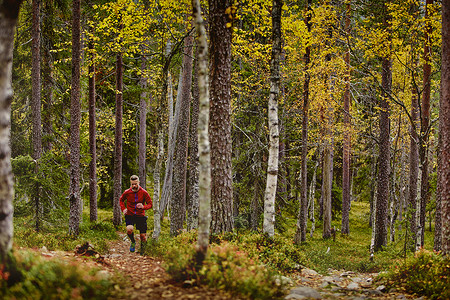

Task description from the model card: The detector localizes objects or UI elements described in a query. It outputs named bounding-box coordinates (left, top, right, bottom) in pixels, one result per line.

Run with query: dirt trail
left=102, top=233, right=238, bottom=300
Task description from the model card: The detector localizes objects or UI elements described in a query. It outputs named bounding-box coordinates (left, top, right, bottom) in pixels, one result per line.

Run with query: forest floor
left=37, top=232, right=422, bottom=300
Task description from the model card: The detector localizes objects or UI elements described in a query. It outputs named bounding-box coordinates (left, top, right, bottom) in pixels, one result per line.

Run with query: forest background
left=1, top=0, right=449, bottom=298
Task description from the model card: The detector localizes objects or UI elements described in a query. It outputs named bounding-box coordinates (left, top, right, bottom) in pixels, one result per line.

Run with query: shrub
left=162, top=232, right=288, bottom=299
left=379, top=249, right=450, bottom=300
left=1, top=249, right=113, bottom=300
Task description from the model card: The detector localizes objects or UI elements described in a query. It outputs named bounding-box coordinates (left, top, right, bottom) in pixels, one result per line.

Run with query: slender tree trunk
left=209, top=0, right=234, bottom=233
left=434, top=127, right=442, bottom=251
left=161, top=72, right=180, bottom=222
left=68, top=0, right=82, bottom=235
left=187, top=40, right=200, bottom=231
left=408, top=62, right=419, bottom=248
left=309, top=148, right=320, bottom=237
left=263, top=0, right=282, bottom=237
left=439, top=0, right=450, bottom=256
left=322, top=141, right=333, bottom=239
left=294, top=0, right=312, bottom=244
left=88, top=36, right=97, bottom=222
left=374, top=56, right=391, bottom=251
left=171, top=31, right=194, bottom=236
left=41, top=1, right=54, bottom=152
left=192, top=0, right=211, bottom=265
left=341, top=2, right=351, bottom=235
left=32, top=0, right=43, bottom=231
left=417, top=0, right=433, bottom=248
left=0, top=0, right=22, bottom=261
left=113, top=52, right=123, bottom=226
left=152, top=131, right=164, bottom=240
left=139, top=56, right=148, bottom=189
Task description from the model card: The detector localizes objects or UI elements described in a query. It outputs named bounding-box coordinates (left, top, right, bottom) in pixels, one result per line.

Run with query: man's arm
left=142, top=190, right=152, bottom=210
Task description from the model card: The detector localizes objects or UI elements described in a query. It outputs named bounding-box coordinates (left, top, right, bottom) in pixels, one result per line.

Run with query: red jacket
left=119, top=187, right=152, bottom=216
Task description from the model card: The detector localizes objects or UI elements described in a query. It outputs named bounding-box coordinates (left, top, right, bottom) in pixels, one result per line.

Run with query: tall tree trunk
left=294, top=0, right=312, bottom=244
left=0, top=0, right=22, bottom=261
left=434, top=126, right=442, bottom=251
left=408, top=61, right=419, bottom=249
left=113, top=52, right=123, bottom=226
left=68, top=0, right=82, bottom=235
left=417, top=0, right=433, bottom=248
left=152, top=131, right=164, bottom=240
left=88, top=35, right=97, bottom=222
left=31, top=0, right=43, bottom=231
left=374, top=56, right=391, bottom=251
left=187, top=40, right=200, bottom=231
left=439, top=0, right=450, bottom=256
left=171, top=31, right=194, bottom=236
left=139, top=56, right=148, bottom=189
left=263, top=0, right=282, bottom=237
left=192, top=0, right=211, bottom=265
left=161, top=72, right=179, bottom=220
left=41, top=0, right=54, bottom=152
left=209, top=0, right=234, bottom=233
left=322, top=140, right=333, bottom=239
left=341, top=2, right=351, bottom=235
left=309, top=148, right=320, bottom=237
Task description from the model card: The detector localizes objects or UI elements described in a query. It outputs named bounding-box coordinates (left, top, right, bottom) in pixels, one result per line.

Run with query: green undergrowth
left=13, top=210, right=119, bottom=253
left=0, top=249, right=114, bottom=299
left=378, top=249, right=450, bottom=300
left=154, top=231, right=290, bottom=300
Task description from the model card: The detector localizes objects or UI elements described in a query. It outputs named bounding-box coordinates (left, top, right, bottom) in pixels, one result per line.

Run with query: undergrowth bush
left=379, top=249, right=450, bottom=300
left=162, top=232, right=288, bottom=299
left=0, top=249, right=114, bottom=300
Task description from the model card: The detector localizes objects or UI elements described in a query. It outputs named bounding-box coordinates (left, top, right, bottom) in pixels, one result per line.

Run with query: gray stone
left=347, top=282, right=360, bottom=290
left=376, top=285, right=387, bottom=292
left=302, top=268, right=319, bottom=276
left=289, top=286, right=322, bottom=299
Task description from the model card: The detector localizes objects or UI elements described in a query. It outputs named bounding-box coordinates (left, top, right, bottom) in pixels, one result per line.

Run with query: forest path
left=102, top=232, right=238, bottom=300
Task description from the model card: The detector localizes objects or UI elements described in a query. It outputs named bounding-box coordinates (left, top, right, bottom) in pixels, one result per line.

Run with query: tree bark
left=31, top=0, right=43, bottom=231
left=439, top=0, right=450, bottom=256
left=0, top=0, right=22, bottom=261
left=192, top=0, right=211, bottom=265
left=139, top=56, right=148, bottom=190
left=322, top=141, right=333, bottom=239
left=171, top=30, right=194, bottom=236
left=69, top=0, right=82, bottom=235
left=209, top=0, right=234, bottom=233
left=263, top=0, right=282, bottom=237
left=294, top=0, right=312, bottom=244
left=408, top=61, right=419, bottom=249
left=417, top=0, right=433, bottom=248
left=187, top=39, right=200, bottom=231
left=341, top=2, right=351, bottom=235
left=88, top=35, right=97, bottom=222
left=113, top=52, right=123, bottom=226
left=374, top=56, right=391, bottom=251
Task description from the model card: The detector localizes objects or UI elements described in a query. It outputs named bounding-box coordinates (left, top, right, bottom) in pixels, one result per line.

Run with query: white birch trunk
left=263, top=0, right=282, bottom=237
left=192, top=0, right=211, bottom=263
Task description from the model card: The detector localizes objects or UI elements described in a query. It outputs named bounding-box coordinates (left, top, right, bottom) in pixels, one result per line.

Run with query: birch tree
left=192, top=0, right=211, bottom=265
left=263, top=0, right=282, bottom=237
left=0, top=0, right=22, bottom=261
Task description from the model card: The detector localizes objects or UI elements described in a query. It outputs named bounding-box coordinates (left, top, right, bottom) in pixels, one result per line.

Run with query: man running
left=119, top=175, right=152, bottom=253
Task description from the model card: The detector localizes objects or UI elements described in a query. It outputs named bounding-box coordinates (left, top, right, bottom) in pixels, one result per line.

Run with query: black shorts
left=125, top=215, right=148, bottom=233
